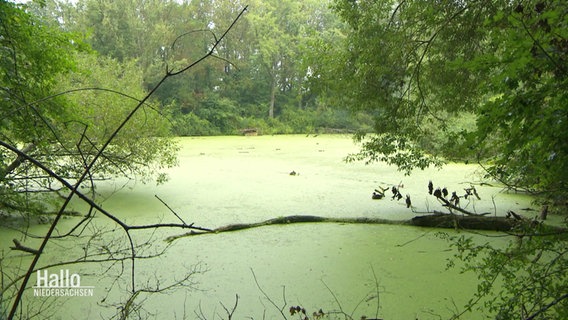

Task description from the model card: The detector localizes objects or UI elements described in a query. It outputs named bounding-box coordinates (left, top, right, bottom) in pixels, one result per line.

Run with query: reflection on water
left=1, top=135, right=536, bottom=319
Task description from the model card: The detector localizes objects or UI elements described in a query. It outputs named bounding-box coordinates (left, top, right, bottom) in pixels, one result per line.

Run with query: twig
left=321, top=280, right=349, bottom=319
left=220, top=294, right=239, bottom=320
left=155, top=195, right=188, bottom=225
left=435, top=194, right=490, bottom=216
left=396, top=229, right=434, bottom=247
left=371, top=266, right=381, bottom=319
left=10, top=239, right=39, bottom=255
left=525, top=293, right=568, bottom=319
left=250, top=268, right=288, bottom=320
left=5, top=6, right=248, bottom=319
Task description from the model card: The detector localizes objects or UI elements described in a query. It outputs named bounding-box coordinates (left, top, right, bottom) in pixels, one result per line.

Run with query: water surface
left=1, top=135, right=537, bottom=319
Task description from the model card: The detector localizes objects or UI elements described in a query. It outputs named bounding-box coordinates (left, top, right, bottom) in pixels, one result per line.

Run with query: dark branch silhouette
left=4, top=6, right=248, bottom=319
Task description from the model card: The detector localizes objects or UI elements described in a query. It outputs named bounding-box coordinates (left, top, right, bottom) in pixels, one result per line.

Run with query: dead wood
left=164, top=213, right=558, bottom=243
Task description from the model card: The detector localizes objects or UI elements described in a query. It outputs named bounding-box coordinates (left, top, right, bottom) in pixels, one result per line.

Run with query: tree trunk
left=269, top=78, right=276, bottom=118
left=410, top=214, right=516, bottom=231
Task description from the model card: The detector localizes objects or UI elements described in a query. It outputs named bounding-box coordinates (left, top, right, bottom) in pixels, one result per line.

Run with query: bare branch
left=155, top=194, right=188, bottom=225
left=220, top=294, right=239, bottom=320
left=250, top=268, right=288, bottom=320
left=5, top=6, right=248, bottom=319
left=9, top=239, right=39, bottom=255
left=321, top=280, right=350, bottom=319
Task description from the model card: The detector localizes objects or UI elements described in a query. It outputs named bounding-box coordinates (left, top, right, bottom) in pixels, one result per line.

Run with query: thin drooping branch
left=251, top=268, right=288, bottom=320
left=512, top=14, right=565, bottom=77
left=524, top=293, right=568, bottom=320
left=321, top=280, right=348, bottom=318
left=6, top=6, right=248, bottom=319
left=477, top=160, right=537, bottom=194
left=155, top=194, right=188, bottom=225
left=406, top=4, right=470, bottom=124
left=371, top=266, right=381, bottom=320
left=0, top=140, right=212, bottom=233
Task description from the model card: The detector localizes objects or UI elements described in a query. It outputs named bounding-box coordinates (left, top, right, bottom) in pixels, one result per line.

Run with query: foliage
left=45, top=0, right=366, bottom=136
left=1, top=0, right=177, bottom=212
left=440, top=227, right=568, bottom=319
left=53, top=53, right=178, bottom=183
left=171, top=110, right=221, bottom=136
left=1, top=0, right=82, bottom=211
left=0, top=0, right=80, bottom=145
left=1, top=5, right=247, bottom=320
left=325, top=0, right=568, bottom=197
left=323, top=2, right=568, bottom=318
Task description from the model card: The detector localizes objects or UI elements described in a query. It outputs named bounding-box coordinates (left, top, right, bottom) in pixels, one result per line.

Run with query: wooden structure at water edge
left=241, top=128, right=259, bottom=136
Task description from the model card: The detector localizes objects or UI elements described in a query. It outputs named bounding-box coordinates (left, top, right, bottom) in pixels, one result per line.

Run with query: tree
left=246, top=0, right=321, bottom=119
left=1, top=4, right=248, bottom=319
left=441, top=224, right=568, bottom=319
left=50, top=0, right=361, bottom=135
left=323, top=1, right=568, bottom=318
left=53, top=53, right=178, bottom=183
left=325, top=0, right=567, bottom=200
left=1, top=0, right=81, bottom=210
left=1, top=0, right=177, bottom=212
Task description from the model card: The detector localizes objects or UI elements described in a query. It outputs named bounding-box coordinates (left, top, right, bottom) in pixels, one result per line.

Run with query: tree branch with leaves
left=1, top=3, right=248, bottom=319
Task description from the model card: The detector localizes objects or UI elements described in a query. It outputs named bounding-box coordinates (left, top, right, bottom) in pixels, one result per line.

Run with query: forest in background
left=28, top=0, right=369, bottom=136
left=5, top=0, right=566, bottom=200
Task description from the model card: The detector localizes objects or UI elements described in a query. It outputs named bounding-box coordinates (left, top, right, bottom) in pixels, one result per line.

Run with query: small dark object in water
left=428, top=181, right=433, bottom=195
left=391, top=186, right=399, bottom=199
left=442, top=187, right=448, bottom=198
left=433, top=188, right=442, bottom=198
left=406, top=194, right=412, bottom=208
left=464, top=187, right=473, bottom=199
left=289, top=171, right=298, bottom=176
left=372, top=192, right=384, bottom=200
left=450, top=192, right=460, bottom=206
left=396, top=191, right=403, bottom=201
left=373, top=187, right=387, bottom=200
left=506, top=210, right=523, bottom=220
left=472, top=186, right=481, bottom=200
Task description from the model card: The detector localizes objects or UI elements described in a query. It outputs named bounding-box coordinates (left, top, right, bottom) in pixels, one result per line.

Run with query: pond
left=1, top=135, right=537, bottom=319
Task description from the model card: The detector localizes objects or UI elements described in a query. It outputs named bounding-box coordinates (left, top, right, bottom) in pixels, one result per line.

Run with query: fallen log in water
left=165, top=213, right=551, bottom=243
left=410, top=214, right=516, bottom=231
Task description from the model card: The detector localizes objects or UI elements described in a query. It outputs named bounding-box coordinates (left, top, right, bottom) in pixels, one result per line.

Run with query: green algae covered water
left=0, top=135, right=537, bottom=319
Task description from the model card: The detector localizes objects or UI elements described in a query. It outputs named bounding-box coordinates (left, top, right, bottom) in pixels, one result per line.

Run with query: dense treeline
left=4, top=0, right=566, bottom=198
left=29, top=0, right=370, bottom=136
left=18, top=0, right=566, bottom=199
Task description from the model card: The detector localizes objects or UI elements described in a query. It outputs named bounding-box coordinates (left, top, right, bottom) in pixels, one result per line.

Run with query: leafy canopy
left=323, top=1, right=568, bottom=317
left=327, top=0, right=567, bottom=198
left=1, top=0, right=177, bottom=211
